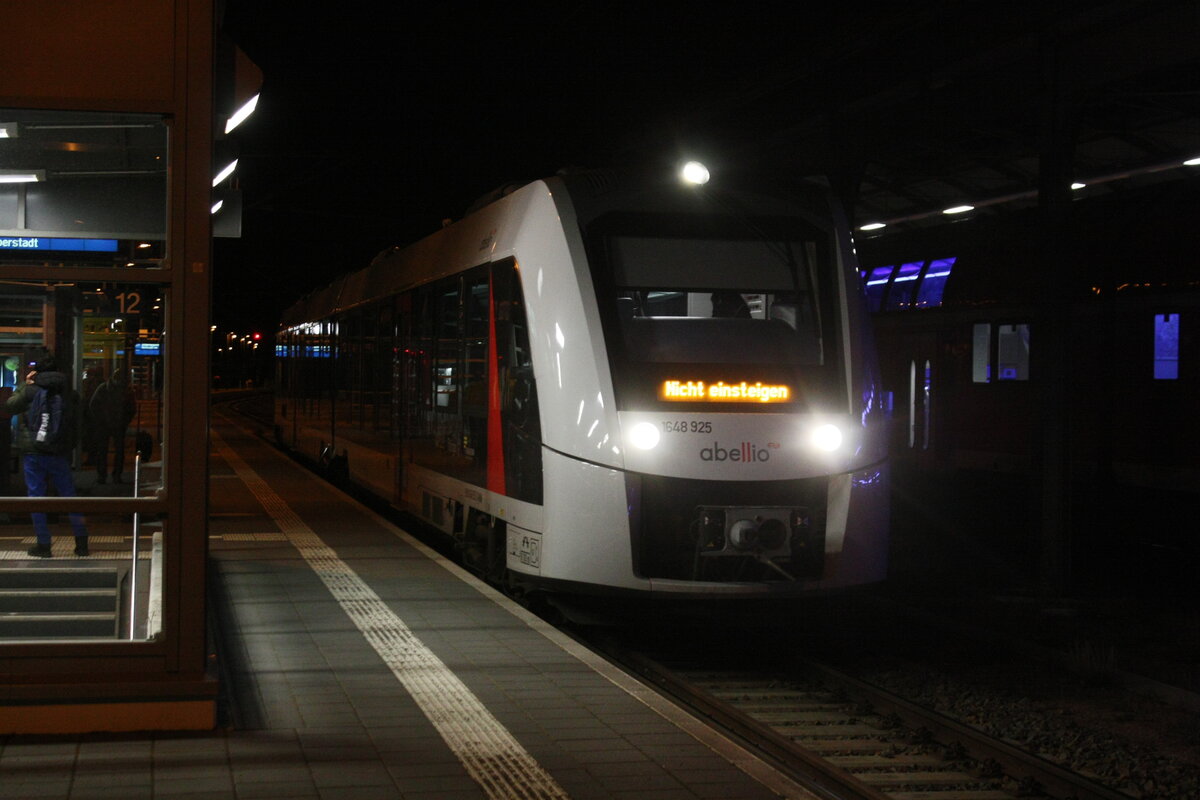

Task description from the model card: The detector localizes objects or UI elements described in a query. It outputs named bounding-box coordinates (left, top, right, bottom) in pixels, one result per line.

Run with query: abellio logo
left=699, top=441, right=776, bottom=463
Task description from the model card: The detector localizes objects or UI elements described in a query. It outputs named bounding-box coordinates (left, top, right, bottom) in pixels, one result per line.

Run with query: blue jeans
left=22, top=452, right=88, bottom=545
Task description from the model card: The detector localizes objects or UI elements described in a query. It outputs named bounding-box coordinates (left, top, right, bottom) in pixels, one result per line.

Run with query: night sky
left=211, top=3, right=863, bottom=334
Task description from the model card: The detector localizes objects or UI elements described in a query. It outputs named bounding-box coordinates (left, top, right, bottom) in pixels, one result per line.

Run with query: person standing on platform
left=89, top=370, right=136, bottom=485
left=79, top=364, right=104, bottom=467
left=6, top=353, right=88, bottom=558
left=0, top=386, right=13, bottom=492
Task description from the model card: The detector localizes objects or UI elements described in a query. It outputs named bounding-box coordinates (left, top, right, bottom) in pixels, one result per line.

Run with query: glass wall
left=0, top=109, right=168, bottom=643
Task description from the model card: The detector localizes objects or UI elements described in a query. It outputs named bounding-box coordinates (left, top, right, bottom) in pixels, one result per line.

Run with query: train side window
left=864, top=266, right=894, bottom=312
left=915, top=257, right=955, bottom=308
left=884, top=261, right=923, bottom=311
left=997, top=324, right=1030, bottom=381
left=1154, top=313, right=1179, bottom=380
left=435, top=283, right=461, bottom=412
left=972, top=323, right=991, bottom=383
left=973, top=322, right=1030, bottom=383
left=493, top=260, right=542, bottom=504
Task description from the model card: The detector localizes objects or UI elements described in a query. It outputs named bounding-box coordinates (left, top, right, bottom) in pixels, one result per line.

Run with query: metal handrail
left=0, top=496, right=164, bottom=512
left=128, top=453, right=141, bottom=641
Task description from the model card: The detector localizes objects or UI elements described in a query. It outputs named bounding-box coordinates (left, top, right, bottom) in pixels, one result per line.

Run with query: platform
left=0, top=413, right=817, bottom=799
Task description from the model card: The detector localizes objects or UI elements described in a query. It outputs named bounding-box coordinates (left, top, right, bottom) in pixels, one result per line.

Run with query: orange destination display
left=660, top=380, right=791, bottom=403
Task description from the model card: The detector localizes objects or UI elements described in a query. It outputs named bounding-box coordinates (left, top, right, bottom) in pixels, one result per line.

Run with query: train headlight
left=628, top=421, right=661, bottom=450
left=810, top=423, right=843, bottom=452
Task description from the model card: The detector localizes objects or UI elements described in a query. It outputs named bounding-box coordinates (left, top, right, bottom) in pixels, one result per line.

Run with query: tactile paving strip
left=213, top=432, right=569, bottom=800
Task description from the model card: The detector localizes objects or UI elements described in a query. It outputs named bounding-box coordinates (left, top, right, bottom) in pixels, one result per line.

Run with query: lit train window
left=1154, top=313, right=1179, bottom=380
left=884, top=261, right=923, bottom=311
left=864, top=265, right=894, bottom=312
left=863, top=257, right=955, bottom=311
left=915, top=257, right=955, bottom=307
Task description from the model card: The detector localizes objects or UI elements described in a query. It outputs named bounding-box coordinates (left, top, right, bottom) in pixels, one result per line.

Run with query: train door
left=903, top=330, right=939, bottom=470
left=399, top=287, right=435, bottom=508
left=393, top=294, right=409, bottom=503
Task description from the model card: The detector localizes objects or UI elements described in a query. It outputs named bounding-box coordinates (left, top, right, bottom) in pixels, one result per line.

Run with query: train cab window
left=590, top=213, right=838, bottom=410
left=607, top=235, right=824, bottom=366
left=1154, top=313, right=1179, bottom=380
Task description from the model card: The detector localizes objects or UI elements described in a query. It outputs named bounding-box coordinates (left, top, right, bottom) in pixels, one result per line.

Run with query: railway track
left=593, top=638, right=1134, bottom=800
left=218, top=397, right=1177, bottom=800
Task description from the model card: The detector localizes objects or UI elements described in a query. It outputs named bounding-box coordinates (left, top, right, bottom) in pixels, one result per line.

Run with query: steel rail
left=795, top=658, right=1135, bottom=800
left=595, top=639, right=891, bottom=800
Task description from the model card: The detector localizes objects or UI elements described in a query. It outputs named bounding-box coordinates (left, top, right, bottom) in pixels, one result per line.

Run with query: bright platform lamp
left=0, top=169, right=44, bottom=183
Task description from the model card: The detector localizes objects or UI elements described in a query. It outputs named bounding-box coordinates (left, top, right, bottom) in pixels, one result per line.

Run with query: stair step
left=0, top=611, right=118, bottom=638
left=0, top=568, right=119, bottom=590
left=0, top=588, right=119, bottom=613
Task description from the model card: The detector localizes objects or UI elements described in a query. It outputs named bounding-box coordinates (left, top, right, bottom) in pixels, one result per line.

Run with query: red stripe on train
left=486, top=277, right=507, bottom=495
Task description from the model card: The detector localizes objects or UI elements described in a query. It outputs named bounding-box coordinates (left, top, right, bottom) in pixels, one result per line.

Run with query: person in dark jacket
left=89, top=370, right=135, bottom=484
left=5, top=353, right=88, bottom=557
left=0, top=386, right=12, bottom=491
left=80, top=364, right=104, bottom=466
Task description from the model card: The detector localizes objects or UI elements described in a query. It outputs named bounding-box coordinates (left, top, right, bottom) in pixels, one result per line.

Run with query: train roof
left=279, top=169, right=845, bottom=328
left=280, top=179, right=551, bottom=327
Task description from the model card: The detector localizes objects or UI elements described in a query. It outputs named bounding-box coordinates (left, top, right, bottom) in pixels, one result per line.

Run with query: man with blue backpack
left=5, top=351, right=89, bottom=558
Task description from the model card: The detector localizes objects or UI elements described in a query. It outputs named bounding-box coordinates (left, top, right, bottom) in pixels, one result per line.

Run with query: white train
left=275, top=167, right=889, bottom=600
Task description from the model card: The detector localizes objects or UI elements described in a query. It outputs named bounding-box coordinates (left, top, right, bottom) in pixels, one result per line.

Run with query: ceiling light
left=0, top=122, right=18, bottom=139
left=1184, top=156, right=1200, bottom=166
left=212, top=159, right=238, bottom=187
left=859, top=222, right=886, bottom=231
left=0, top=170, right=44, bottom=183
left=1071, top=182, right=1086, bottom=190
left=942, top=204, right=974, bottom=215
left=224, top=93, right=259, bottom=134
left=680, top=161, right=710, bottom=186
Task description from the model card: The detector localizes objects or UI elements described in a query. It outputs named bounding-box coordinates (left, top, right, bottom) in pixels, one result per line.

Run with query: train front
left=531, top=169, right=889, bottom=598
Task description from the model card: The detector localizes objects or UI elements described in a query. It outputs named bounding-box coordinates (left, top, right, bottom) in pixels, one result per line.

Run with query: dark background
left=212, top=3, right=1200, bottom=335
left=212, top=2, right=882, bottom=333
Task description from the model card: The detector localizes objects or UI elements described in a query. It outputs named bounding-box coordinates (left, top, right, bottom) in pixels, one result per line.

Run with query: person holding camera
left=5, top=352, right=89, bottom=558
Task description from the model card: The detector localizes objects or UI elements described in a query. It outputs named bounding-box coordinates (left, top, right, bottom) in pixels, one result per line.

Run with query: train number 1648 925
left=662, top=420, right=713, bottom=434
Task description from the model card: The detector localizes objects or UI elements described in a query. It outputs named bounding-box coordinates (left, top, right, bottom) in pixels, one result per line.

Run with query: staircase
left=0, top=567, right=123, bottom=638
